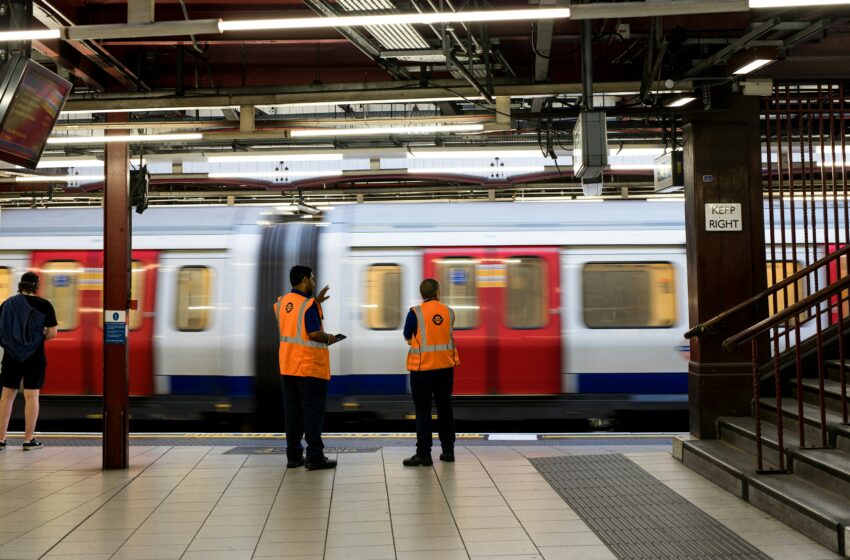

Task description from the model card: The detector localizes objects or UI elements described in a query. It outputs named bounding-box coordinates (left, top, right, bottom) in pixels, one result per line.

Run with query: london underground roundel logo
left=285, top=302, right=294, bottom=313
left=432, top=314, right=444, bottom=326
left=113, top=312, right=119, bottom=321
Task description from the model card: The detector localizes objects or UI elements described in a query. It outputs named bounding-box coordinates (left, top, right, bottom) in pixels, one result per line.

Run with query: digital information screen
left=0, top=59, right=72, bottom=169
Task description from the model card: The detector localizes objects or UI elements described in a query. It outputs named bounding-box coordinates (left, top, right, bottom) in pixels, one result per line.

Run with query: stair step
left=796, top=378, right=848, bottom=415
left=759, top=398, right=850, bottom=449
left=747, top=472, right=850, bottom=555
left=681, top=439, right=756, bottom=499
left=719, top=416, right=797, bottom=469
left=826, top=360, right=850, bottom=383
left=788, top=448, right=850, bottom=500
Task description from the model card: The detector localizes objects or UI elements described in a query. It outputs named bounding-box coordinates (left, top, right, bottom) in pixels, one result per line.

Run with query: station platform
left=0, top=433, right=841, bottom=560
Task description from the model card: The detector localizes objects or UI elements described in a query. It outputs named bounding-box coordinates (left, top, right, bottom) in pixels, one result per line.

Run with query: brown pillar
left=103, top=114, right=130, bottom=469
left=685, top=95, right=767, bottom=439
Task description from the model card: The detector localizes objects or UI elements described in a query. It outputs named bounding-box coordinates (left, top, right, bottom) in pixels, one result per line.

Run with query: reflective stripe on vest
left=280, top=298, right=327, bottom=349
left=408, top=305, right=456, bottom=355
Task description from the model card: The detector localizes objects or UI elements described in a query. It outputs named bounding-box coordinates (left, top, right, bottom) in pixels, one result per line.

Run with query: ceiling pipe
left=581, top=19, right=593, bottom=110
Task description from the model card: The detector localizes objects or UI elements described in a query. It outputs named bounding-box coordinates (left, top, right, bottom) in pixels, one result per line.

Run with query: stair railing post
left=753, top=339, right=764, bottom=471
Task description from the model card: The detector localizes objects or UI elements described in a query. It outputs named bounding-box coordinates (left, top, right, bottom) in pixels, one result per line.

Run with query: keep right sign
left=705, top=203, right=742, bottom=232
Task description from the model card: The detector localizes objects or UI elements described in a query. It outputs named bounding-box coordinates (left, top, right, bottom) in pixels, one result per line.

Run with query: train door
left=31, top=251, right=158, bottom=396
left=31, top=251, right=98, bottom=394
left=348, top=252, right=420, bottom=391
left=562, top=249, right=687, bottom=394
left=423, top=248, right=561, bottom=395
left=155, top=253, right=225, bottom=395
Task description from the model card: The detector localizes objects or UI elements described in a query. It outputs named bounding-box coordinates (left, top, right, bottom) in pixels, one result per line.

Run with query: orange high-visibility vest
left=407, top=300, right=460, bottom=372
left=275, top=292, right=330, bottom=380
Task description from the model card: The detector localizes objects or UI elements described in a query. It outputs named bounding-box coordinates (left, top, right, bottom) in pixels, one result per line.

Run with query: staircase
left=679, top=359, right=850, bottom=556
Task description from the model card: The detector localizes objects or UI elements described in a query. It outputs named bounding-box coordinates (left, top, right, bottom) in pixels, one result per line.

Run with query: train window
left=129, top=263, right=146, bottom=330
left=435, top=258, right=478, bottom=329
left=0, top=268, right=11, bottom=301
left=176, top=266, right=213, bottom=331
left=364, top=264, right=402, bottom=330
left=98, top=262, right=146, bottom=330
left=766, top=261, right=807, bottom=321
left=41, top=261, right=83, bottom=330
left=583, top=262, right=677, bottom=328
left=505, top=257, right=548, bottom=329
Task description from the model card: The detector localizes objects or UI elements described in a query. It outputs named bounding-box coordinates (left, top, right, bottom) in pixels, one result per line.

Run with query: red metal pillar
left=103, top=114, right=130, bottom=469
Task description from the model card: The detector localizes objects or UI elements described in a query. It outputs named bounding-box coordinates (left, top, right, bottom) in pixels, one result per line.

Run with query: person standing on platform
left=403, top=278, right=460, bottom=466
left=0, top=272, right=58, bottom=451
left=276, top=265, right=340, bottom=471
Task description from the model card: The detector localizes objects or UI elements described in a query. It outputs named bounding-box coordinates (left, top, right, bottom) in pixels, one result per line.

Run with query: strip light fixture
left=47, top=133, right=203, bottom=145
left=219, top=8, right=570, bottom=32
left=750, top=0, right=850, bottom=7
left=292, top=124, right=483, bottom=138
left=408, top=166, right=545, bottom=174
left=16, top=175, right=104, bottom=182
left=407, top=149, right=544, bottom=159
left=207, top=153, right=343, bottom=163
left=665, top=97, right=697, bottom=107
left=0, top=29, right=61, bottom=41
left=208, top=171, right=344, bottom=178
left=732, top=59, right=774, bottom=75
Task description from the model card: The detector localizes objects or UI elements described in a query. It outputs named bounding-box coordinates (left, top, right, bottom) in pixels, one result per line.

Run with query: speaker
left=129, top=165, right=150, bottom=214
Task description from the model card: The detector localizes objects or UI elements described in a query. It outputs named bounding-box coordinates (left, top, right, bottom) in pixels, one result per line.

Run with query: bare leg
left=23, top=389, right=39, bottom=442
left=0, top=387, right=17, bottom=441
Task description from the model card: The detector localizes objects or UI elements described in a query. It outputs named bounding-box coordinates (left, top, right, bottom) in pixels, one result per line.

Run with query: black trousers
left=410, top=368, right=455, bottom=457
left=280, top=375, right=328, bottom=463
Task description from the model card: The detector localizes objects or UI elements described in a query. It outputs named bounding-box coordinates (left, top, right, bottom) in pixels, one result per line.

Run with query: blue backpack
left=0, top=295, right=46, bottom=363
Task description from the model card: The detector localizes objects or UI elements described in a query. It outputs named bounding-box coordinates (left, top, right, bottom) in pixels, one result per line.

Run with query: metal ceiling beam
left=683, top=17, right=780, bottom=78
left=300, top=0, right=411, bottom=80
left=63, top=79, right=691, bottom=112
left=569, top=0, right=748, bottom=20
left=32, top=39, right=106, bottom=90
left=783, top=19, right=831, bottom=50
left=33, top=0, right=147, bottom=91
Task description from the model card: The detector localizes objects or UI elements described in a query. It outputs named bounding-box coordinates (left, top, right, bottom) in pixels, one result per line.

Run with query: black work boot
left=403, top=454, right=433, bottom=467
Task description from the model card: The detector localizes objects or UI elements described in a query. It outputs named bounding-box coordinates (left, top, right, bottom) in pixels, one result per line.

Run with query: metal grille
left=531, top=455, right=771, bottom=560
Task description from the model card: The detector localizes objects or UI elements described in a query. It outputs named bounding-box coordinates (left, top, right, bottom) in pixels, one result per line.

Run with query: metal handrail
left=723, top=274, right=850, bottom=351
left=684, top=243, right=850, bottom=340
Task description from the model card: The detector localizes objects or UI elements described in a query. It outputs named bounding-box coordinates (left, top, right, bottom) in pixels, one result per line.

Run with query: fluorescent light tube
left=24, top=160, right=105, bottom=168
left=608, top=148, right=666, bottom=156
left=292, top=124, right=483, bottom=137
left=219, top=8, right=570, bottom=32
left=732, top=59, right=773, bottom=75
left=665, top=97, right=697, bottom=107
left=208, top=153, right=343, bottom=163
left=208, top=171, right=343, bottom=178
left=408, top=166, right=544, bottom=174
left=751, top=0, right=850, bottom=7
left=407, top=149, right=544, bottom=159
left=47, top=133, right=203, bottom=144
left=16, top=175, right=104, bottom=182
left=608, top=164, right=657, bottom=170
left=0, top=29, right=61, bottom=41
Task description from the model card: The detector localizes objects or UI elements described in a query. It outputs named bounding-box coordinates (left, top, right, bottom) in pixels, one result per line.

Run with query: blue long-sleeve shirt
left=291, top=289, right=322, bottom=333
left=403, top=299, right=438, bottom=340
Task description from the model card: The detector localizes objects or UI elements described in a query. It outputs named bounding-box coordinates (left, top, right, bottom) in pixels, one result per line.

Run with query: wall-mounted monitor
left=0, top=57, right=72, bottom=170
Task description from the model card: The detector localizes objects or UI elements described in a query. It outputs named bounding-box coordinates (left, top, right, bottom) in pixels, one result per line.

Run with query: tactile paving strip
left=224, top=446, right=379, bottom=454
left=1, top=436, right=673, bottom=447
left=531, top=454, right=771, bottom=560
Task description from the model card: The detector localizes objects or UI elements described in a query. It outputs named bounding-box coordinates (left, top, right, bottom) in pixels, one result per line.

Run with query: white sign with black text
left=705, top=203, right=742, bottom=232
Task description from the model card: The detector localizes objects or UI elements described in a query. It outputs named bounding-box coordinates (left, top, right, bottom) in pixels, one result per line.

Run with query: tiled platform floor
left=0, top=440, right=843, bottom=560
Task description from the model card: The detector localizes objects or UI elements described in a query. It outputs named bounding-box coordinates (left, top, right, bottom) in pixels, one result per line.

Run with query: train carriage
left=0, top=200, right=838, bottom=424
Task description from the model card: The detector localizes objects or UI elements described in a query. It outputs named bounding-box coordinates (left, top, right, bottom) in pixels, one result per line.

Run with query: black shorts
left=0, top=362, right=46, bottom=390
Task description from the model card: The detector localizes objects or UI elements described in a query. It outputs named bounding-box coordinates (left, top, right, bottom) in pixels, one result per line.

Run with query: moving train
left=0, top=201, right=829, bottom=425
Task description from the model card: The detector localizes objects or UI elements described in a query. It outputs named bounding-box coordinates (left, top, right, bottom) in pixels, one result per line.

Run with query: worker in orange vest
left=275, top=265, right=341, bottom=471
left=402, top=278, right=460, bottom=466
